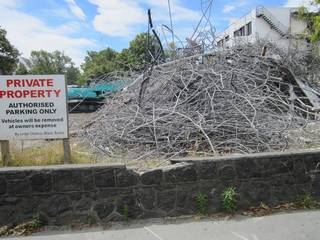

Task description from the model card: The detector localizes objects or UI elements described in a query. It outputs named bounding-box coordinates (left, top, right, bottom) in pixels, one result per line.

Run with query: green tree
left=15, top=62, right=29, bottom=74
left=116, top=33, right=162, bottom=71
left=29, top=50, right=70, bottom=74
left=116, top=48, right=138, bottom=71
left=80, top=33, right=163, bottom=84
left=0, top=27, right=19, bottom=74
left=80, top=47, right=118, bottom=83
left=66, top=65, right=81, bottom=85
left=299, top=0, right=320, bottom=42
left=26, top=50, right=80, bottom=84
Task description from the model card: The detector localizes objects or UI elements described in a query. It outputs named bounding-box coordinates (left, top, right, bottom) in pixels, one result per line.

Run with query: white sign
left=0, top=75, right=68, bottom=140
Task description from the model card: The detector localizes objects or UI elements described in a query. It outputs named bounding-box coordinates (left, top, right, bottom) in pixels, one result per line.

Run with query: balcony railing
left=256, top=6, right=289, bottom=36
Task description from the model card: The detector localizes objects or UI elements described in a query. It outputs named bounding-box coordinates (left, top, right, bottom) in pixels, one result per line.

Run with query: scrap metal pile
left=82, top=41, right=320, bottom=159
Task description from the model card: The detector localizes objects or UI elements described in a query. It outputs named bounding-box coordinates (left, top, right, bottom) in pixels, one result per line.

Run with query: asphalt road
left=5, top=211, right=320, bottom=240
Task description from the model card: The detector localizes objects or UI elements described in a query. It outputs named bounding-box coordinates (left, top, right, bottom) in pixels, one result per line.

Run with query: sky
left=0, top=0, right=313, bottom=66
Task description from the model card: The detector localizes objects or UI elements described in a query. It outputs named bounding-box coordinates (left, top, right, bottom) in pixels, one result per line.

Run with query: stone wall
left=0, top=150, right=319, bottom=226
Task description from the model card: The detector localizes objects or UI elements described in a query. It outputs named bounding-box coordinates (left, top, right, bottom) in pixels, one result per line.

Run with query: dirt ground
left=69, top=113, right=94, bottom=135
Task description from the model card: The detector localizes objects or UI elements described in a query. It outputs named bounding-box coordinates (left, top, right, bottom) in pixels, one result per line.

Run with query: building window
left=239, top=26, right=245, bottom=36
left=234, top=27, right=246, bottom=37
left=225, top=35, right=230, bottom=42
left=246, top=22, right=252, bottom=36
left=233, top=23, right=252, bottom=37
left=217, top=39, right=224, bottom=47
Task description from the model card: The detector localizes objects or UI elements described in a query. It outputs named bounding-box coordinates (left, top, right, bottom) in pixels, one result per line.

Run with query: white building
left=216, top=6, right=307, bottom=49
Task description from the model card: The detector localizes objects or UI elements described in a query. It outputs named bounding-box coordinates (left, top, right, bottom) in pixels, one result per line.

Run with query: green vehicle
left=67, top=81, right=127, bottom=112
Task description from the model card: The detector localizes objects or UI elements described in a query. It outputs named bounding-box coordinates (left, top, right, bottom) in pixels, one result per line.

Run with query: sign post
left=0, top=140, right=10, bottom=166
left=0, top=75, right=70, bottom=165
left=63, top=138, right=71, bottom=164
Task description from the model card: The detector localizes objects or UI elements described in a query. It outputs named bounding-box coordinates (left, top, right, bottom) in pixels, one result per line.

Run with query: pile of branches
left=82, top=41, right=319, bottom=159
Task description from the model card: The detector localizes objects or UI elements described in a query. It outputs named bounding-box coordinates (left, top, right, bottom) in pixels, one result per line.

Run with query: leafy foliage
left=221, top=187, right=237, bottom=213
left=0, top=27, right=19, bottom=74
left=65, top=65, right=81, bottom=85
left=196, top=192, right=208, bottom=215
left=80, top=32, right=162, bottom=81
left=31, top=213, right=42, bottom=228
left=28, top=50, right=71, bottom=74
left=298, top=0, right=320, bottom=43
left=10, top=31, right=162, bottom=85
left=80, top=47, right=118, bottom=84
left=116, top=33, right=161, bottom=71
left=120, top=205, right=129, bottom=220
left=15, top=62, right=29, bottom=75
left=296, top=194, right=320, bottom=209
left=18, top=50, right=81, bottom=84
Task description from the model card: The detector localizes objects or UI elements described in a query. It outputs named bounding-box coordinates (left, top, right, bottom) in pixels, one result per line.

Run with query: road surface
left=5, top=211, right=320, bottom=240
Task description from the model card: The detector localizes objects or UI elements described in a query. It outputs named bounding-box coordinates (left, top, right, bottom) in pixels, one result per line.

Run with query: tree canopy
left=299, top=0, right=320, bottom=43
left=116, top=33, right=152, bottom=70
left=80, top=47, right=118, bottom=83
left=80, top=33, right=162, bottom=81
left=15, top=61, right=29, bottom=75
left=116, top=33, right=163, bottom=71
left=10, top=31, right=163, bottom=85
left=0, top=27, right=19, bottom=74
left=19, top=50, right=80, bottom=84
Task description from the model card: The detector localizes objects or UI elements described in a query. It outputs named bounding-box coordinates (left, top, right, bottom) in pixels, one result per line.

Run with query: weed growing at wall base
left=31, top=213, right=42, bottom=229
left=221, top=187, right=237, bottom=213
left=296, top=194, right=320, bottom=209
left=121, top=205, right=129, bottom=221
left=196, top=192, right=208, bottom=215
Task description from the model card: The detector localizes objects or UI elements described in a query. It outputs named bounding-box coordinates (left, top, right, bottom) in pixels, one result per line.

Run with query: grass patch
left=0, top=141, right=97, bottom=167
left=1, top=140, right=171, bottom=169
